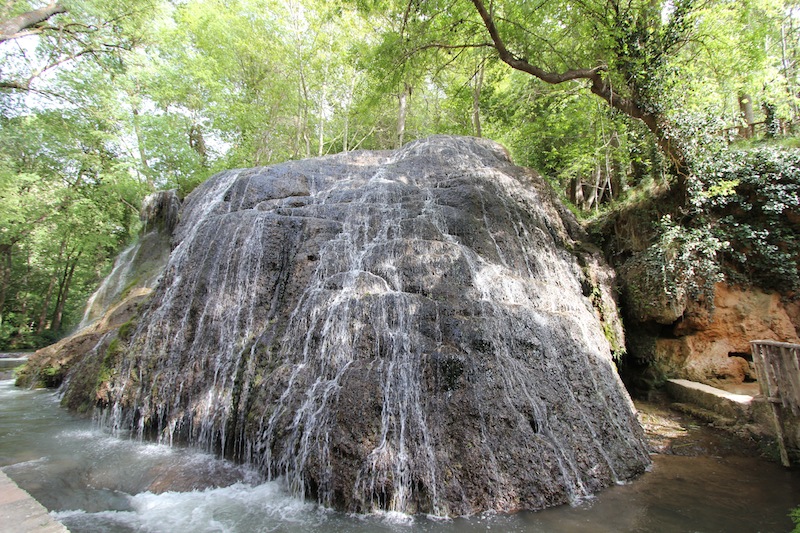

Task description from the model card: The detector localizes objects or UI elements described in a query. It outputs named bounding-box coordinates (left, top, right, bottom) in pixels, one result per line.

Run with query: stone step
left=0, top=470, right=69, bottom=533
left=670, top=402, right=737, bottom=427
left=665, top=378, right=754, bottom=422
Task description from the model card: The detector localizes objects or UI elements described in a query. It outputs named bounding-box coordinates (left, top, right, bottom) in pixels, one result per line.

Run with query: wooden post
left=750, top=340, right=800, bottom=467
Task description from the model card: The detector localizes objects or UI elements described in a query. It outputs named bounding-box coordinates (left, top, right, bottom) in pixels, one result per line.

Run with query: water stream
left=2, top=379, right=797, bottom=533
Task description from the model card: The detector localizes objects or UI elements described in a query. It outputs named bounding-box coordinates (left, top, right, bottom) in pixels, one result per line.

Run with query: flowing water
left=2, top=379, right=798, bottom=533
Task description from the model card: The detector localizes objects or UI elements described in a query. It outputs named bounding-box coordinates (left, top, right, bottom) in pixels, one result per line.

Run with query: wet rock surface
left=62, top=136, right=649, bottom=516
left=637, top=393, right=768, bottom=458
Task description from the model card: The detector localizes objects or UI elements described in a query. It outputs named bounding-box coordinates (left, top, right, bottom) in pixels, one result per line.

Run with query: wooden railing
left=750, top=340, right=800, bottom=466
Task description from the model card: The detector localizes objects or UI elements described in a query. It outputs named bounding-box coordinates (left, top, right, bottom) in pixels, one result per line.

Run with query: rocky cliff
left=627, top=281, right=800, bottom=389
left=21, top=136, right=649, bottom=516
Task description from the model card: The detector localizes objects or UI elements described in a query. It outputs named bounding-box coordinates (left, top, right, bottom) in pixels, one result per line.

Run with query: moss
left=580, top=264, right=626, bottom=360
left=791, top=505, right=800, bottom=533
left=118, top=317, right=137, bottom=342
left=38, top=364, right=66, bottom=388
left=602, top=320, right=625, bottom=359
left=97, top=337, right=123, bottom=386
left=13, top=363, right=30, bottom=387
left=118, top=276, right=143, bottom=302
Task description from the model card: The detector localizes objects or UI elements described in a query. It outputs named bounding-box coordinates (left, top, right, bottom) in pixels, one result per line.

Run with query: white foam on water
left=54, top=481, right=324, bottom=533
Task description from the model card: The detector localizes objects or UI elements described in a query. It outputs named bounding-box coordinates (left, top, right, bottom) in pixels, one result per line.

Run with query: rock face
left=61, top=136, right=648, bottom=516
left=652, top=283, right=800, bottom=384
left=79, top=190, right=179, bottom=329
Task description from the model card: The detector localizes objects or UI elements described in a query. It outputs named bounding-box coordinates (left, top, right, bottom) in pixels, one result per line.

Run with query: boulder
left=44, top=136, right=649, bottom=516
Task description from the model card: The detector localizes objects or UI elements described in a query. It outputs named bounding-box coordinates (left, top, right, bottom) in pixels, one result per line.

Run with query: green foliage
left=622, top=215, right=725, bottom=321
left=118, top=317, right=137, bottom=342
left=482, top=72, right=653, bottom=196
left=0, top=106, right=147, bottom=350
left=2, top=0, right=800, bottom=353
left=97, top=337, right=123, bottom=386
left=693, top=146, right=800, bottom=291
left=39, top=363, right=66, bottom=388
left=791, top=505, right=800, bottom=533
left=0, top=0, right=159, bottom=97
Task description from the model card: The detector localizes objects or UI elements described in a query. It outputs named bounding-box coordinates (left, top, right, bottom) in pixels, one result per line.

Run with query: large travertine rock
left=34, top=136, right=649, bottom=516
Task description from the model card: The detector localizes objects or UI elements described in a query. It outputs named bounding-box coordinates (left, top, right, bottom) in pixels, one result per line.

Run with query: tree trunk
left=582, top=167, right=600, bottom=211
left=607, top=130, right=622, bottom=202
left=0, top=243, right=11, bottom=327
left=36, top=273, right=57, bottom=335
left=342, top=75, right=357, bottom=153
left=318, top=68, right=328, bottom=157
left=568, top=178, right=586, bottom=209
left=343, top=114, right=349, bottom=153
left=36, top=239, right=65, bottom=335
left=17, top=252, right=31, bottom=321
left=781, top=15, right=800, bottom=124
left=297, top=69, right=311, bottom=159
left=189, top=124, right=208, bottom=166
left=472, top=63, right=484, bottom=138
left=132, top=106, right=155, bottom=188
left=397, top=83, right=411, bottom=148
left=738, top=94, right=755, bottom=138
left=51, top=253, right=79, bottom=333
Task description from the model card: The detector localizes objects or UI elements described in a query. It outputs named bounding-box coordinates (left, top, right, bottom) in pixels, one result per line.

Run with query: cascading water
left=79, top=243, right=139, bottom=329
left=79, top=190, right=180, bottom=330
left=67, top=136, right=649, bottom=516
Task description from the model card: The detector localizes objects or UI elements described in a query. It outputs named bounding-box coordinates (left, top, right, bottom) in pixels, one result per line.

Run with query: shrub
left=693, top=146, right=800, bottom=292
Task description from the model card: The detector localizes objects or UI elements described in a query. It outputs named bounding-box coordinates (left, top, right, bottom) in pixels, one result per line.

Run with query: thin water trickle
left=79, top=243, right=138, bottom=329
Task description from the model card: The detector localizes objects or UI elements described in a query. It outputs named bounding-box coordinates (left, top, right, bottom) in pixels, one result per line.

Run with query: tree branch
left=469, top=0, right=605, bottom=83
left=27, top=48, right=99, bottom=84
left=0, top=80, right=29, bottom=91
left=0, top=2, right=66, bottom=43
left=468, top=0, right=689, bottom=186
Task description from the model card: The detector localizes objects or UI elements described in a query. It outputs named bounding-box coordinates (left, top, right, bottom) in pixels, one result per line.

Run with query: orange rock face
left=654, top=283, right=799, bottom=385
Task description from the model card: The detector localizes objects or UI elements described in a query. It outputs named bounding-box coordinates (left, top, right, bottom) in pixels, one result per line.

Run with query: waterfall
left=85, top=136, right=648, bottom=516
left=78, top=190, right=180, bottom=330
left=79, top=243, right=140, bottom=329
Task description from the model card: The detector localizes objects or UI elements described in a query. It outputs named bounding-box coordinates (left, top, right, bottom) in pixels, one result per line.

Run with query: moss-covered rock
left=15, top=286, right=152, bottom=418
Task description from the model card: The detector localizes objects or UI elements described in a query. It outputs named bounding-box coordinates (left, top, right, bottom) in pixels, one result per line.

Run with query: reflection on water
left=1, top=379, right=798, bottom=533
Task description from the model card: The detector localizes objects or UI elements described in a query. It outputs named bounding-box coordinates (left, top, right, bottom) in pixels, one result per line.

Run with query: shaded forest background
left=1, top=0, right=799, bottom=350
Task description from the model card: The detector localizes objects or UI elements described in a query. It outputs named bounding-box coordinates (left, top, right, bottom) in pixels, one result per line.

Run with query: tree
left=0, top=2, right=66, bottom=43
left=0, top=0, right=157, bottom=95
left=357, top=0, right=709, bottom=198
left=0, top=102, right=146, bottom=348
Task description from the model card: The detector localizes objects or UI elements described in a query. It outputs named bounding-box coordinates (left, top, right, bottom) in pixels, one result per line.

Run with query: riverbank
left=0, top=353, right=28, bottom=381
left=0, top=470, right=69, bottom=533
left=636, top=391, right=773, bottom=459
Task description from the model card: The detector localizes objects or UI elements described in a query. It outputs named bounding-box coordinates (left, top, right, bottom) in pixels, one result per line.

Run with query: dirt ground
left=635, top=390, right=774, bottom=460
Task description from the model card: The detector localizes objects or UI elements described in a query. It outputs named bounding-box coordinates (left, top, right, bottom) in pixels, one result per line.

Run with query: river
left=1, top=378, right=798, bottom=533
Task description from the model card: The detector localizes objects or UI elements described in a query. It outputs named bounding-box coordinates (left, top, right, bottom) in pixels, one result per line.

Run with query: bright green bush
left=693, top=146, right=800, bottom=292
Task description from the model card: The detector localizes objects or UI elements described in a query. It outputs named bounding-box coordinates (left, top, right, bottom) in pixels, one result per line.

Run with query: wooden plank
left=750, top=340, right=797, bottom=466
left=786, top=346, right=800, bottom=415
left=751, top=342, right=769, bottom=397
